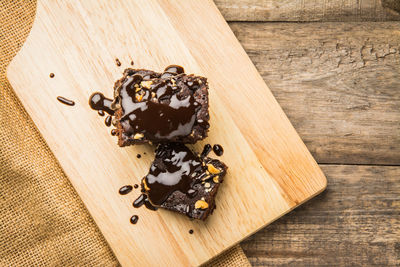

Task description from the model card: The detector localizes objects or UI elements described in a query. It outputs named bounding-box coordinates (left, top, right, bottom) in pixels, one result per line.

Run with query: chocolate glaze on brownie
left=141, top=143, right=227, bottom=220
left=111, top=66, right=210, bottom=146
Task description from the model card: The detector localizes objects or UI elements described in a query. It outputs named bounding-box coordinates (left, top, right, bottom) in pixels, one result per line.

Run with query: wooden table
left=213, top=1, right=400, bottom=266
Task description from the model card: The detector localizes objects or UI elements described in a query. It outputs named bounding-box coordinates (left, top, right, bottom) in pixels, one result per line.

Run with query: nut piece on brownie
left=141, top=142, right=227, bottom=220
left=111, top=65, right=210, bottom=147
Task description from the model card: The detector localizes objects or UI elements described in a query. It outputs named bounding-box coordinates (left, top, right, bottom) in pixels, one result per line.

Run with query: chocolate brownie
left=111, top=65, right=210, bottom=147
left=141, top=143, right=227, bottom=220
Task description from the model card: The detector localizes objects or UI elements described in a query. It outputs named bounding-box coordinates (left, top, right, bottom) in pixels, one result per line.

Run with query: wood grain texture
left=215, top=0, right=400, bottom=21
left=241, top=165, right=400, bottom=266
left=229, top=21, right=400, bottom=165
left=6, top=0, right=326, bottom=266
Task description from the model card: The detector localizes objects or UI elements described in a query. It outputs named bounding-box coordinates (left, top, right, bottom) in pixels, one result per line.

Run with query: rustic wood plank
left=229, top=21, right=400, bottom=165
left=215, top=0, right=400, bottom=22
left=241, top=164, right=400, bottom=266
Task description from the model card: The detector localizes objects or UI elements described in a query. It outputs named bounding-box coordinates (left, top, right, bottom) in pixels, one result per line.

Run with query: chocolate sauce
left=136, top=154, right=141, bottom=158
left=116, top=58, right=121, bottom=66
left=105, top=115, right=112, bottom=127
left=144, top=198, right=158, bottom=211
left=49, top=73, right=55, bottom=78
left=130, top=215, right=139, bottom=224
left=98, top=110, right=105, bottom=116
left=163, top=65, right=184, bottom=75
left=134, top=184, right=139, bottom=189
left=213, top=144, right=224, bottom=156
left=133, top=194, right=158, bottom=211
left=119, top=185, right=133, bottom=195
left=115, top=72, right=200, bottom=142
left=144, top=143, right=203, bottom=206
left=189, top=229, right=194, bottom=234
left=200, top=144, right=212, bottom=158
left=111, top=129, right=117, bottom=136
left=57, top=96, right=75, bottom=106
left=89, top=92, right=114, bottom=115
left=133, top=194, right=146, bottom=208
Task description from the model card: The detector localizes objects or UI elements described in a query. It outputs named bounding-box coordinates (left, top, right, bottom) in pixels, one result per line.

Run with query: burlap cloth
left=0, top=1, right=251, bottom=266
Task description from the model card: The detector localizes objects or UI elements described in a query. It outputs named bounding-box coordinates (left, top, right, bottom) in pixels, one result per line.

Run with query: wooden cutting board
left=7, top=0, right=327, bottom=266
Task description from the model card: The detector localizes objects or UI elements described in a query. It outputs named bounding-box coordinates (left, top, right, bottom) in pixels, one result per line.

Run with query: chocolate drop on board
left=200, top=144, right=212, bottom=158
left=105, top=115, right=112, bottom=127
left=57, top=96, right=75, bottom=106
left=189, top=229, right=194, bottom=234
left=116, top=58, right=121, bottom=66
left=111, top=129, right=117, bottom=136
left=98, top=110, right=105, bottom=116
left=89, top=92, right=114, bottom=115
left=119, top=185, right=133, bottom=195
left=130, top=60, right=134, bottom=66
left=49, top=73, right=55, bottom=78
left=130, top=215, right=139, bottom=224
left=134, top=184, right=139, bottom=189
left=133, top=194, right=146, bottom=208
left=133, top=193, right=157, bottom=211
left=213, top=144, right=224, bottom=156
left=136, top=154, right=141, bottom=159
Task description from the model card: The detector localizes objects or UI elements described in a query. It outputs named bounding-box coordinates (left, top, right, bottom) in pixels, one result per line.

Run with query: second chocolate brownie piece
left=112, top=65, right=210, bottom=146
left=141, top=143, right=227, bottom=220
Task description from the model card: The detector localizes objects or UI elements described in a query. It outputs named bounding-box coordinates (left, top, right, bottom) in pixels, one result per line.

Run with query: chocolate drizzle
left=57, top=96, right=75, bottom=106
left=119, top=185, right=133, bottom=195
left=200, top=144, right=212, bottom=158
left=213, top=144, right=224, bottom=156
left=112, top=65, right=210, bottom=145
left=144, top=143, right=203, bottom=206
left=130, top=215, right=139, bottom=224
left=105, top=116, right=112, bottom=127
left=89, top=92, right=114, bottom=115
left=98, top=110, right=105, bottom=116
left=116, top=74, right=198, bottom=141
left=133, top=194, right=157, bottom=211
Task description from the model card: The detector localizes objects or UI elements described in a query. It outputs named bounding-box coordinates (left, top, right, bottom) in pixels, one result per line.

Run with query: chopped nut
left=207, top=164, right=221, bottom=174
left=135, top=87, right=141, bottom=92
left=204, top=182, right=210, bottom=188
left=151, top=92, right=156, bottom=98
left=213, top=175, right=220, bottom=183
left=195, top=200, right=209, bottom=210
left=143, top=179, right=150, bottom=191
left=133, top=133, right=144, bottom=139
left=136, top=93, right=143, bottom=102
left=141, top=81, right=153, bottom=88
left=201, top=175, right=211, bottom=181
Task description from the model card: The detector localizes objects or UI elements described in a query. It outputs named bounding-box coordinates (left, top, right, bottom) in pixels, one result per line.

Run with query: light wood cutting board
left=7, top=0, right=327, bottom=266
